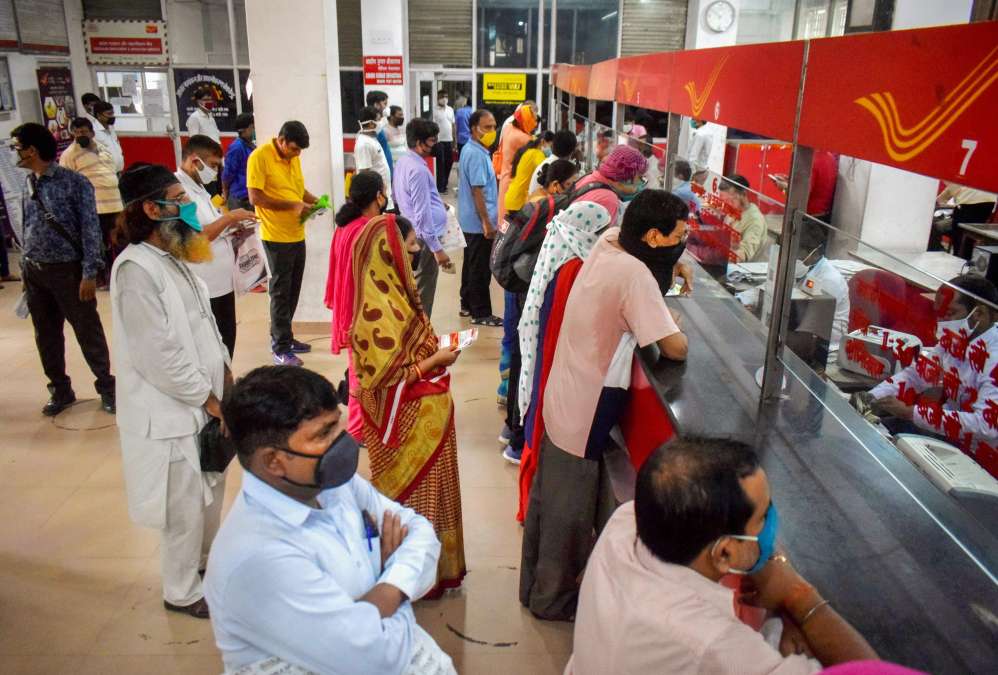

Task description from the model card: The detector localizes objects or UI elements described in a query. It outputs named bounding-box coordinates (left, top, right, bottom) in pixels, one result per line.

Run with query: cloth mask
left=194, top=159, right=218, bottom=185
left=105, top=116, right=116, bottom=126
left=936, top=307, right=978, bottom=342
left=479, top=130, right=497, bottom=148
left=154, top=200, right=203, bottom=232
left=620, top=227, right=686, bottom=295
left=620, top=178, right=648, bottom=203
left=76, top=136, right=92, bottom=148
left=722, top=503, right=780, bottom=575
left=279, top=431, right=360, bottom=490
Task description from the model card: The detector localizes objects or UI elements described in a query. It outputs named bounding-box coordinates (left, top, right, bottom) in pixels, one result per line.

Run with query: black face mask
left=76, top=136, right=92, bottom=148
left=104, top=116, right=116, bottom=126
left=279, top=431, right=360, bottom=490
left=620, top=229, right=687, bottom=295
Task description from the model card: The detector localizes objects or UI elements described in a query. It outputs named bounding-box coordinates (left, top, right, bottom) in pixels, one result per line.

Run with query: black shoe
left=290, top=339, right=312, bottom=354
left=163, top=598, right=210, bottom=619
left=42, top=393, right=76, bottom=417
left=100, top=393, right=116, bottom=415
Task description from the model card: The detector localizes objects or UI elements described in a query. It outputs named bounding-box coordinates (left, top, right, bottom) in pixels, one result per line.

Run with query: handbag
left=198, top=417, right=237, bottom=473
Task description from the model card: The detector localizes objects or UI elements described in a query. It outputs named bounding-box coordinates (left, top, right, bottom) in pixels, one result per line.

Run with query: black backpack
left=490, top=181, right=617, bottom=293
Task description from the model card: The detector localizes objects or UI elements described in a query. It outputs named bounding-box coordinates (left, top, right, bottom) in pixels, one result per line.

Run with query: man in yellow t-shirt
left=247, top=121, right=319, bottom=365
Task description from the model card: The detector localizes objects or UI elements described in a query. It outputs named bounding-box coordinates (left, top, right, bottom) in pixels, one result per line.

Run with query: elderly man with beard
left=110, top=163, right=232, bottom=619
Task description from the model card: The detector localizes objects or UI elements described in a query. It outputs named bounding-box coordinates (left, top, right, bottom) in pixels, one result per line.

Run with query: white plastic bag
left=232, top=232, right=271, bottom=295
left=439, top=204, right=466, bottom=252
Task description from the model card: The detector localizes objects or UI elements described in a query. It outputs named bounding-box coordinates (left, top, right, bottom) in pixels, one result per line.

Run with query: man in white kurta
left=355, top=107, right=394, bottom=210
left=206, top=366, right=455, bottom=675
left=111, top=163, right=231, bottom=618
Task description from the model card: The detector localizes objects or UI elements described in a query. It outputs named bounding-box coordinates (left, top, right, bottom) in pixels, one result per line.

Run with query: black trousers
left=414, top=242, right=440, bottom=318
left=505, top=292, right=527, bottom=451
left=210, top=291, right=237, bottom=358
left=98, top=212, right=121, bottom=285
left=262, top=240, right=306, bottom=353
left=22, top=259, right=114, bottom=399
left=460, top=232, right=493, bottom=318
left=436, top=141, right=454, bottom=192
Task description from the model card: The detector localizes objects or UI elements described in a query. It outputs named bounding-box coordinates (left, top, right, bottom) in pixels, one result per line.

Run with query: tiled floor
left=0, top=224, right=573, bottom=673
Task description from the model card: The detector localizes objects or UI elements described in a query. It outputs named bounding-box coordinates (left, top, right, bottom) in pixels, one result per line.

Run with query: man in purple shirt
left=392, top=118, right=453, bottom=318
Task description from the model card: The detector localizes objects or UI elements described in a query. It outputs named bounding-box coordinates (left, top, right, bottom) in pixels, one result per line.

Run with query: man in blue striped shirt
left=223, top=113, right=255, bottom=210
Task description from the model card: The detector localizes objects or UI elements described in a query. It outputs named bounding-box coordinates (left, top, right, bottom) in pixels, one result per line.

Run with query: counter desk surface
left=636, top=263, right=998, bottom=673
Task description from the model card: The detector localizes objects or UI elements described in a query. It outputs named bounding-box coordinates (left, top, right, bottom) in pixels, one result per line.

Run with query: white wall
left=245, top=0, right=343, bottom=325
left=892, top=0, right=973, bottom=29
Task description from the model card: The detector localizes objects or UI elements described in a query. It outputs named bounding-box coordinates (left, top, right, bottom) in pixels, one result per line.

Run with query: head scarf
left=513, top=103, right=538, bottom=135
left=517, top=201, right=611, bottom=417
left=599, top=145, right=648, bottom=182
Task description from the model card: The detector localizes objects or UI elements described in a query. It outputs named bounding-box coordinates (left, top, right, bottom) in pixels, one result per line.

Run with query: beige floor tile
left=452, top=651, right=571, bottom=675
left=91, top=559, right=218, bottom=656
left=0, top=655, right=82, bottom=675
left=0, top=555, right=147, bottom=655
left=0, top=485, right=77, bottom=553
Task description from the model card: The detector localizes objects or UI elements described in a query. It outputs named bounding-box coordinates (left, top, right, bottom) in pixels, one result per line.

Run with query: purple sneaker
left=273, top=352, right=304, bottom=366
left=502, top=446, right=522, bottom=465
left=290, top=339, right=312, bottom=354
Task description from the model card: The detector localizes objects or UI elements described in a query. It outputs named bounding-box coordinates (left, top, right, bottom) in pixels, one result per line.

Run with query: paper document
left=439, top=328, right=478, bottom=351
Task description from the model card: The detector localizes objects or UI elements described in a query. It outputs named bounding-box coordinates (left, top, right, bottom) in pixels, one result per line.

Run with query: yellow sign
left=482, top=73, right=528, bottom=103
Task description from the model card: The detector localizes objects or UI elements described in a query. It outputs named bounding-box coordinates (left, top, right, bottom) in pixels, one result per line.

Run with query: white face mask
left=623, top=123, right=633, bottom=133
left=936, top=307, right=979, bottom=341
left=194, top=157, right=218, bottom=185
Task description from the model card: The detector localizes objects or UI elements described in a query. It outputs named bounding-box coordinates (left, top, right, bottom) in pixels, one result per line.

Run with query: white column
left=63, top=0, right=94, bottom=104
left=678, top=0, right=742, bottom=177
left=245, top=0, right=344, bottom=326
left=360, top=0, right=408, bottom=119
left=833, top=0, right=974, bottom=253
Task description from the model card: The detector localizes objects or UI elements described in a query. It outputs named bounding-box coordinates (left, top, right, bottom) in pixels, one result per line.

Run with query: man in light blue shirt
left=205, top=366, right=452, bottom=675
left=455, top=95, right=472, bottom=157
left=671, top=159, right=702, bottom=214
left=393, top=118, right=452, bottom=318
left=457, top=109, right=501, bottom=325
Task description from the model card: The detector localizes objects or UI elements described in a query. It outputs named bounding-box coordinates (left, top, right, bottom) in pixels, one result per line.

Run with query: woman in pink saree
left=324, top=170, right=391, bottom=437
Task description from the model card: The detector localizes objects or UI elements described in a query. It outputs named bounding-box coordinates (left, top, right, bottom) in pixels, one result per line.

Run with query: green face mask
left=620, top=178, right=648, bottom=203
left=154, top=200, right=203, bottom=232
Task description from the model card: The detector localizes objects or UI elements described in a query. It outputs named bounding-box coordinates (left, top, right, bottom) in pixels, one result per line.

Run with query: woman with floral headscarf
left=514, top=201, right=611, bottom=520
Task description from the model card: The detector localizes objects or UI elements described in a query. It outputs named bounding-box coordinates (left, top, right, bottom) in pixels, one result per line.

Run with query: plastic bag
left=232, top=232, right=271, bottom=295
left=439, top=204, right=466, bottom=252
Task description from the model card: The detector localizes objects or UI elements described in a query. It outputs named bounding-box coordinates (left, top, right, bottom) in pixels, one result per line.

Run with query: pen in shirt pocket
left=361, top=509, right=379, bottom=551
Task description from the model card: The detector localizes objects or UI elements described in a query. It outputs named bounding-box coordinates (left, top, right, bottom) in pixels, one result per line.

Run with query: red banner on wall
left=363, top=55, right=404, bottom=86
left=799, top=22, right=998, bottom=193
left=559, top=64, right=591, bottom=97
left=616, top=52, right=674, bottom=113
left=669, top=41, right=804, bottom=141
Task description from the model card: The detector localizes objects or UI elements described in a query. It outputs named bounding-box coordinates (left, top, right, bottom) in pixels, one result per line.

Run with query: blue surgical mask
left=542, top=146, right=552, bottom=157
left=719, top=503, right=780, bottom=575
left=154, top=199, right=203, bottom=232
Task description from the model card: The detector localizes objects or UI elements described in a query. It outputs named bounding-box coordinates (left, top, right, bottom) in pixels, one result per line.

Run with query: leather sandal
left=163, top=597, right=210, bottom=619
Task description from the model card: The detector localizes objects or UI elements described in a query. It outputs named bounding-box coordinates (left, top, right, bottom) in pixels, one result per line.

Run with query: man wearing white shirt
left=354, top=106, right=394, bottom=210
left=175, top=135, right=257, bottom=357
left=687, top=118, right=713, bottom=184
left=185, top=86, right=222, bottom=143
left=206, top=366, right=455, bottom=675
left=90, top=101, right=124, bottom=173
left=432, top=90, right=456, bottom=194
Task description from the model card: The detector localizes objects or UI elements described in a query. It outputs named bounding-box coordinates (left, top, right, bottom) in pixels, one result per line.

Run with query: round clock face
left=705, top=0, right=736, bottom=33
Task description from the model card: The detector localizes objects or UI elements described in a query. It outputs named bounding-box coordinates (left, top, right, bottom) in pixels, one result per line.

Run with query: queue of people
left=7, top=85, right=923, bottom=675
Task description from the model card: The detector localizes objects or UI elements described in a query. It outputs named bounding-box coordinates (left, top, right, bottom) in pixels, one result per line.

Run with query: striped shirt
left=59, top=141, right=123, bottom=214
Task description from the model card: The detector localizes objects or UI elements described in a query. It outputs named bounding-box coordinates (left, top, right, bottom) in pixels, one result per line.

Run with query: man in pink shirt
left=568, top=438, right=876, bottom=674
left=519, top=189, right=691, bottom=621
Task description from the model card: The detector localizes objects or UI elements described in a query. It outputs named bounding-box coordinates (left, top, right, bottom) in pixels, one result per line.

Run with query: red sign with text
left=616, top=52, right=673, bottom=113
left=668, top=41, right=804, bottom=141
left=363, top=55, right=404, bottom=86
left=89, top=37, right=163, bottom=55
left=799, top=22, right=998, bottom=193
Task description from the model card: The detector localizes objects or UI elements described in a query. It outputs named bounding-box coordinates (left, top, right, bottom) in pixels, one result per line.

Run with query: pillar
left=245, top=0, right=345, bottom=328
left=360, top=0, right=408, bottom=120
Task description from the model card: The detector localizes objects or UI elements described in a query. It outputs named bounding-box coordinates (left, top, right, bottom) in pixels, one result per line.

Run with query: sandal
left=471, top=315, right=503, bottom=327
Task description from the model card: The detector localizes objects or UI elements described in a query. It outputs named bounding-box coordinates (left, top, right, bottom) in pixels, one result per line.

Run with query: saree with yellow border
left=351, top=214, right=466, bottom=594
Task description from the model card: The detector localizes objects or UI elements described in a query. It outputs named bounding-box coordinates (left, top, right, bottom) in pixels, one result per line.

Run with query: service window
left=95, top=69, right=172, bottom=133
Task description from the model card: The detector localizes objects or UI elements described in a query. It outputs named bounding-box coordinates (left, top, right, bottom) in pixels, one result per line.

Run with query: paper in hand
left=439, top=328, right=478, bottom=351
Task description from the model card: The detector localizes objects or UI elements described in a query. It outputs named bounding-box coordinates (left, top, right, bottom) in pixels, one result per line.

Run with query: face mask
left=542, top=147, right=552, bottom=157
left=620, top=178, right=648, bottom=203
left=103, top=115, right=116, bottom=126
left=201, top=100, right=215, bottom=111
left=76, top=136, right=92, bottom=148
left=279, top=431, right=360, bottom=490
left=154, top=199, right=203, bottom=232
left=250, top=131, right=256, bottom=143
left=690, top=119, right=698, bottom=129
left=623, top=123, right=633, bottom=133
left=620, top=226, right=687, bottom=295
left=479, top=130, right=497, bottom=148
left=722, top=503, right=780, bottom=575
left=794, top=259, right=810, bottom=280
left=358, top=120, right=378, bottom=134
left=194, top=158, right=218, bottom=185
left=439, top=98, right=448, bottom=106
left=936, top=307, right=978, bottom=341
left=378, top=192, right=388, bottom=214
